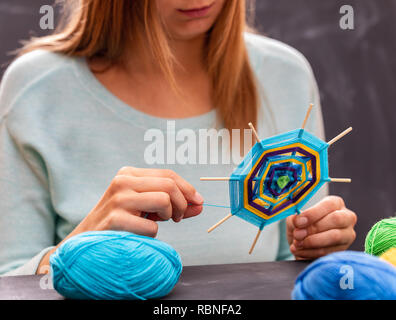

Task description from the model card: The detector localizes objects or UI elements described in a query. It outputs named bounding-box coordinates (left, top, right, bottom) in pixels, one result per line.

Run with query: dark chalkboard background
left=0, top=0, right=395, bottom=251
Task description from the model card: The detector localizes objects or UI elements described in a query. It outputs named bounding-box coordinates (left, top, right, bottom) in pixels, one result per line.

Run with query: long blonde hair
left=20, top=0, right=259, bottom=131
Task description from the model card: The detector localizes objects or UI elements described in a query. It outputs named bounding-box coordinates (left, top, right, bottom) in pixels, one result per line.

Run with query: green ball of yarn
left=365, top=217, right=396, bottom=256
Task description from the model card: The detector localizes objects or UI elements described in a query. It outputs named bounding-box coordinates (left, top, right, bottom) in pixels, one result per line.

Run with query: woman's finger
left=183, top=204, right=203, bottom=219
left=113, top=175, right=188, bottom=222
left=290, top=243, right=348, bottom=260
left=104, top=209, right=159, bottom=238
left=117, top=167, right=204, bottom=205
left=112, top=191, right=173, bottom=221
left=293, top=208, right=357, bottom=241
left=292, top=196, right=346, bottom=229
left=294, top=227, right=356, bottom=250
left=145, top=204, right=203, bottom=221
left=286, top=214, right=297, bottom=244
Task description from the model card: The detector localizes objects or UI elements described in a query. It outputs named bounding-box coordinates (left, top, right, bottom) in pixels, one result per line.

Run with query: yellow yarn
left=380, top=247, right=396, bottom=267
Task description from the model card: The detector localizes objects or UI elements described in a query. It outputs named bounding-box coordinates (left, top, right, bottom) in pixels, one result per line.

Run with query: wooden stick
left=330, top=178, right=352, bottom=183
left=200, top=177, right=230, bottom=181
left=207, top=213, right=233, bottom=233
left=248, top=122, right=261, bottom=143
left=327, top=127, right=353, bottom=146
left=249, top=228, right=262, bottom=254
left=301, top=103, right=314, bottom=130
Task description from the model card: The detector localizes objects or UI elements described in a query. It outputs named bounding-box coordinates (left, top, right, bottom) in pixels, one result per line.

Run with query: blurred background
left=0, top=0, right=395, bottom=251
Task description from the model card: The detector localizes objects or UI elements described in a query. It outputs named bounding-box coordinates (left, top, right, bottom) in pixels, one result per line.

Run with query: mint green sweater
left=0, top=33, right=327, bottom=276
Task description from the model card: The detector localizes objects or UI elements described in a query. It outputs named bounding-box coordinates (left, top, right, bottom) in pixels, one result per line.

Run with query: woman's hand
left=286, top=196, right=357, bottom=260
left=74, top=166, right=204, bottom=237
left=36, top=167, right=203, bottom=274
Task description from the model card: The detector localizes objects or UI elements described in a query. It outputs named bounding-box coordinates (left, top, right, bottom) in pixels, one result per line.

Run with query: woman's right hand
left=75, top=166, right=204, bottom=237
left=36, top=167, right=204, bottom=274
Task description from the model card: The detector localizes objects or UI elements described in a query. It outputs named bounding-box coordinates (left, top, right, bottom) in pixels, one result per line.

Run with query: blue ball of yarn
left=50, top=231, right=182, bottom=300
left=292, top=251, right=396, bottom=300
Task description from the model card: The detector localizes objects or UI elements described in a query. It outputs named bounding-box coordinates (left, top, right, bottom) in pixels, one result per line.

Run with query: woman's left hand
left=286, top=196, right=357, bottom=260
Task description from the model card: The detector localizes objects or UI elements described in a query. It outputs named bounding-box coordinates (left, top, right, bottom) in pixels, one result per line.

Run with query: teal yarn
left=365, top=217, right=396, bottom=256
left=50, top=231, right=182, bottom=300
left=292, top=251, right=396, bottom=300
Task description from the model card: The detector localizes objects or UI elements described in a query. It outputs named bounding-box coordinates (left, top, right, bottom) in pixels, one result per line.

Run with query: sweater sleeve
left=0, top=61, right=57, bottom=276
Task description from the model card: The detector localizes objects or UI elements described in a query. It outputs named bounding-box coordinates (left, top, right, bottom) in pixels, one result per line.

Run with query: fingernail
left=294, top=229, right=307, bottom=240
left=296, top=216, right=308, bottom=228
left=192, top=192, right=204, bottom=204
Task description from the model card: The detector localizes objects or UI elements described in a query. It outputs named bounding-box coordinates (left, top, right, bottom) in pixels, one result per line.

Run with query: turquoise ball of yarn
left=292, top=251, right=396, bottom=300
left=50, top=231, right=182, bottom=300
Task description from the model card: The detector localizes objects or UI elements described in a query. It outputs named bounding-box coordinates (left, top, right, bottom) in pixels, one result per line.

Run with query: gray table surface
left=0, top=260, right=310, bottom=300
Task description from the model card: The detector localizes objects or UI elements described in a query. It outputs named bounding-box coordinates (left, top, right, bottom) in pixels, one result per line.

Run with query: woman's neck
left=88, top=34, right=213, bottom=119
left=169, top=35, right=207, bottom=74
left=123, top=34, right=207, bottom=77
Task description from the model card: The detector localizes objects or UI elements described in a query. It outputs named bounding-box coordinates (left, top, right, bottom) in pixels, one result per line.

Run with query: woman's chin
left=170, top=20, right=214, bottom=41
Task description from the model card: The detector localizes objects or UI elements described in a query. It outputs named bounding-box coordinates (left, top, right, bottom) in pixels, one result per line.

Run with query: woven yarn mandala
left=202, top=104, right=352, bottom=253
left=229, top=128, right=329, bottom=230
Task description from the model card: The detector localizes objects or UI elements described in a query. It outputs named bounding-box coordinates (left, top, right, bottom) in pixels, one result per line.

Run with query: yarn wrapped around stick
left=50, top=231, right=182, bottom=300
left=292, top=251, right=396, bottom=300
left=365, top=217, right=396, bottom=256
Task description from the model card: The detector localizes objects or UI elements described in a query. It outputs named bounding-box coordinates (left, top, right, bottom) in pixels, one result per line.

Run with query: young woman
left=0, top=0, right=357, bottom=276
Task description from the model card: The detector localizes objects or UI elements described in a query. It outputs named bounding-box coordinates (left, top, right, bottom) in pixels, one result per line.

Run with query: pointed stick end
left=301, top=103, right=314, bottom=130
left=207, top=214, right=232, bottom=234
left=248, top=229, right=262, bottom=255
left=327, top=126, right=353, bottom=146
left=330, top=178, right=352, bottom=183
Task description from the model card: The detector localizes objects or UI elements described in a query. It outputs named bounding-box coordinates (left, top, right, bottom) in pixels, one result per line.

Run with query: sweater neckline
left=72, top=57, right=218, bottom=131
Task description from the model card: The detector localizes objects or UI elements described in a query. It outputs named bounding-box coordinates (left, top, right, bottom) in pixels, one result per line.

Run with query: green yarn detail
left=364, top=217, right=396, bottom=256
left=277, top=175, right=290, bottom=189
